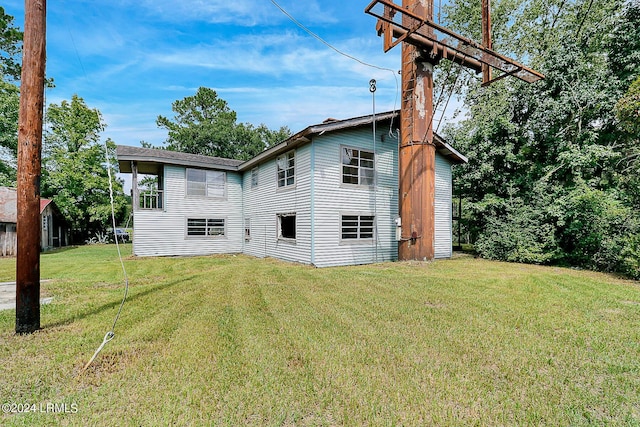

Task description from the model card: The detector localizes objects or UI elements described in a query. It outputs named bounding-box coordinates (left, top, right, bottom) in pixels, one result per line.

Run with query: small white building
left=116, top=111, right=467, bottom=267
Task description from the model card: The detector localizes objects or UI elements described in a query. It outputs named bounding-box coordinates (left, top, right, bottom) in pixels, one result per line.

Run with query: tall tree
left=157, top=87, right=290, bottom=160
left=443, top=0, right=640, bottom=277
left=0, top=6, right=23, bottom=82
left=42, top=95, right=127, bottom=242
left=0, top=78, right=18, bottom=185
left=0, top=8, right=22, bottom=186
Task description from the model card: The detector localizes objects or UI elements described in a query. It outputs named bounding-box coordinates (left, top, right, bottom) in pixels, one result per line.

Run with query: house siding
left=242, top=145, right=312, bottom=264
left=434, top=153, right=453, bottom=258
left=311, top=127, right=399, bottom=267
left=133, top=165, right=244, bottom=257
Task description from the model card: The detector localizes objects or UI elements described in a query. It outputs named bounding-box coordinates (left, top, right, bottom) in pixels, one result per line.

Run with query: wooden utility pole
left=482, top=0, right=492, bottom=84
left=16, top=0, right=46, bottom=334
left=398, top=0, right=437, bottom=261
left=366, top=0, right=543, bottom=261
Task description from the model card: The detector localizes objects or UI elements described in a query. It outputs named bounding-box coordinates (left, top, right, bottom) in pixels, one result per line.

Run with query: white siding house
left=117, top=111, right=467, bottom=266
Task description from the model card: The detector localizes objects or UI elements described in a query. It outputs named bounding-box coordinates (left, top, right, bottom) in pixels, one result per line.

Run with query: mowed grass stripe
left=1, top=247, right=640, bottom=425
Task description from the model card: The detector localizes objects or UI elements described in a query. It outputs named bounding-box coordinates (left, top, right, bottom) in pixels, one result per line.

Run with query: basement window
left=277, top=213, right=296, bottom=240
left=341, top=215, right=375, bottom=240
left=187, top=218, right=225, bottom=237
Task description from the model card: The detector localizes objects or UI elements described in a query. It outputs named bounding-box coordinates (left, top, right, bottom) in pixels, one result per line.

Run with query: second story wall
left=134, top=164, right=244, bottom=257
left=242, top=144, right=312, bottom=264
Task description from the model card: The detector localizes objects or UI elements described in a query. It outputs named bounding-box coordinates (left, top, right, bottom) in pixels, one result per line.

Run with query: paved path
left=0, top=281, right=53, bottom=311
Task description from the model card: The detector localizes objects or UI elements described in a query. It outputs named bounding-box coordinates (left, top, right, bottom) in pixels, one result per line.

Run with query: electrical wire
left=435, top=61, right=465, bottom=133
left=81, top=143, right=130, bottom=373
left=269, top=0, right=399, bottom=134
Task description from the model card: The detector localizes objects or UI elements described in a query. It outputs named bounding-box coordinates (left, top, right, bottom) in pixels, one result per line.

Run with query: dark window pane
left=280, top=215, right=296, bottom=239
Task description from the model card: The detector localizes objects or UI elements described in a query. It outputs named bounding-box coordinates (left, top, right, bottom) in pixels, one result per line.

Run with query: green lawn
left=1, top=245, right=639, bottom=426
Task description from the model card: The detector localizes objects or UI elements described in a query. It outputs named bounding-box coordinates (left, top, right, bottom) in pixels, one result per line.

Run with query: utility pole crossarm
left=365, top=0, right=544, bottom=84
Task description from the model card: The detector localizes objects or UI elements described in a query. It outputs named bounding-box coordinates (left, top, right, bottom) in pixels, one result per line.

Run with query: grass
left=1, top=246, right=640, bottom=425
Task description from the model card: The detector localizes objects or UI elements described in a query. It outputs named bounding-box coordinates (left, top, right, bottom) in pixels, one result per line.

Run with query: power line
left=270, top=0, right=396, bottom=74
left=269, top=0, right=399, bottom=133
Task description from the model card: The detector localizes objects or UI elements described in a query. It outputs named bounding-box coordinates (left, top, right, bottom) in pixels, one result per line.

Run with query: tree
left=0, top=78, right=18, bottom=186
left=0, top=7, right=23, bottom=81
left=0, top=8, right=22, bottom=185
left=157, top=87, right=290, bottom=160
left=42, top=95, right=128, bottom=242
left=616, top=76, right=640, bottom=137
left=443, top=0, right=640, bottom=278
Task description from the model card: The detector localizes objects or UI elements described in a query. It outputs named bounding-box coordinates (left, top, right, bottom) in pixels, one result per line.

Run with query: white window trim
left=276, top=212, right=297, bottom=242
left=185, top=168, right=227, bottom=199
left=185, top=217, right=227, bottom=239
left=339, top=212, right=376, bottom=244
left=340, top=145, right=376, bottom=188
left=276, top=150, right=296, bottom=190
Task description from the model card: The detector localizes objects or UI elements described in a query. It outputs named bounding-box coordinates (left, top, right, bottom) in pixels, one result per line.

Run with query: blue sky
left=4, top=0, right=412, bottom=148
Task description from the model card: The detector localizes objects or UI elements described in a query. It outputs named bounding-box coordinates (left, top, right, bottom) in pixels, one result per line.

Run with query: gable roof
left=239, top=111, right=467, bottom=170
left=116, top=111, right=467, bottom=172
left=117, top=146, right=244, bottom=174
left=0, top=187, right=54, bottom=223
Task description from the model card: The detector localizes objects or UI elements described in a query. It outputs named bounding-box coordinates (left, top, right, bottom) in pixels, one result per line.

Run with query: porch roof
left=116, top=145, right=243, bottom=174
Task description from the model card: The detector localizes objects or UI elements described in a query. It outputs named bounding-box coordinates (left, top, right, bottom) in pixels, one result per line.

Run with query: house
left=0, top=186, right=70, bottom=256
left=116, top=111, right=467, bottom=267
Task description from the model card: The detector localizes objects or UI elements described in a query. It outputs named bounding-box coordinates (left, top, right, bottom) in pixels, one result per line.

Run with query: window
left=244, top=218, right=251, bottom=240
left=342, top=147, right=374, bottom=185
left=251, top=167, right=259, bottom=188
left=276, top=151, right=295, bottom=188
left=341, top=215, right=375, bottom=240
left=187, top=218, right=225, bottom=237
left=277, top=213, right=296, bottom=240
left=186, top=168, right=226, bottom=198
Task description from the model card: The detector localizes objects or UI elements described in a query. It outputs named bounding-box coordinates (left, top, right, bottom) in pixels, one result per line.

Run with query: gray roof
left=116, top=111, right=467, bottom=172
left=117, top=145, right=243, bottom=174
left=0, top=187, right=55, bottom=224
left=240, top=111, right=467, bottom=170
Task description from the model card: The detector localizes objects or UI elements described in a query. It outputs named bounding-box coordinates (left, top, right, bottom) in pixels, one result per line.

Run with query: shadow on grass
left=44, top=275, right=196, bottom=329
left=41, top=246, right=79, bottom=255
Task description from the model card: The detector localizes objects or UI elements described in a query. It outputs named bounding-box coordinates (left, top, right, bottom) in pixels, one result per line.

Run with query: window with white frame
left=341, top=215, right=375, bottom=240
left=186, top=168, right=226, bottom=198
left=251, top=167, right=259, bottom=188
left=341, top=147, right=374, bottom=185
left=244, top=218, right=251, bottom=240
left=186, top=218, right=225, bottom=237
left=277, top=213, right=296, bottom=240
left=276, top=151, right=295, bottom=188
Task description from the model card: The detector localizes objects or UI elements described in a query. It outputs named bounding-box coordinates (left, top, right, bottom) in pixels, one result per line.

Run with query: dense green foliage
left=0, top=8, right=21, bottom=186
left=157, top=87, right=291, bottom=160
left=0, top=6, right=22, bottom=82
left=42, top=95, right=128, bottom=242
left=0, top=79, right=18, bottom=186
left=445, top=0, right=640, bottom=278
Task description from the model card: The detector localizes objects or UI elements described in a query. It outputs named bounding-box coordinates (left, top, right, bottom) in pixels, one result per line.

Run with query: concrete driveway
left=0, top=281, right=53, bottom=311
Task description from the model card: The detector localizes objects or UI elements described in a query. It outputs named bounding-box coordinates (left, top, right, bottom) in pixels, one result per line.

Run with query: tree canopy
left=0, top=6, right=22, bottom=82
left=157, top=87, right=290, bottom=160
left=0, top=7, right=22, bottom=186
left=42, top=95, right=128, bottom=242
left=444, top=0, right=640, bottom=278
